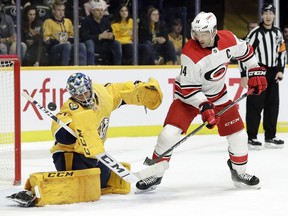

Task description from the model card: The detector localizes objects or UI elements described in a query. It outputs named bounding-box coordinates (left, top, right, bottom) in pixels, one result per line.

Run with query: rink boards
left=20, top=65, right=288, bottom=142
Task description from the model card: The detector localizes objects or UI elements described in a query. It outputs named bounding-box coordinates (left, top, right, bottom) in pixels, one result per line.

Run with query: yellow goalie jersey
left=50, top=78, right=163, bottom=158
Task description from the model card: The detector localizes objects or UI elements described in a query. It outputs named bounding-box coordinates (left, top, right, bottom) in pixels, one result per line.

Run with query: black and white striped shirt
left=240, top=22, right=286, bottom=74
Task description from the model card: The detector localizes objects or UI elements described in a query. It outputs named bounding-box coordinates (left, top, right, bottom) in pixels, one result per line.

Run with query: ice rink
left=1, top=133, right=288, bottom=216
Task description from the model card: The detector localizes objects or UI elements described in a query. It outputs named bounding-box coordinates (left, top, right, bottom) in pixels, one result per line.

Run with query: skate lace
left=238, top=173, right=253, bottom=181
left=142, top=176, right=157, bottom=185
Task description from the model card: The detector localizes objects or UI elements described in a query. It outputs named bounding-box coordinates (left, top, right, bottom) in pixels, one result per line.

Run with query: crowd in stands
left=1, top=0, right=287, bottom=67
left=0, top=0, right=183, bottom=66
left=0, top=0, right=185, bottom=66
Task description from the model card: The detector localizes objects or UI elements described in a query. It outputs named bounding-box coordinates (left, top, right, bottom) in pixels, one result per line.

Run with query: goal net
left=0, top=55, right=21, bottom=186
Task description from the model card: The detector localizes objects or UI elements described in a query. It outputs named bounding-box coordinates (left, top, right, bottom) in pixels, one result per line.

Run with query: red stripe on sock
left=152, top=152, right=171, bottom=162
left=229, top=154, right=248, bottom=165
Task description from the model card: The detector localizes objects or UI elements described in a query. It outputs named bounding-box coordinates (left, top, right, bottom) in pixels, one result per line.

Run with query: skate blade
left=6, top=196, right=30, bottom=207
left=233, top=182, right=261, bottom=190
left=264, top=143, right=284, bottom=149
left=134, top=185, right=157, bottom=194
left=6, top=195, right=36, bottom=207
left=248, top=145, right=262, bottom=151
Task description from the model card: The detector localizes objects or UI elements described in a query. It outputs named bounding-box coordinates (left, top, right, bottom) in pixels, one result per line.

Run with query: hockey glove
left=200, top=102, right=220, bottom=129
left=247, top=66, right=267, bottom=95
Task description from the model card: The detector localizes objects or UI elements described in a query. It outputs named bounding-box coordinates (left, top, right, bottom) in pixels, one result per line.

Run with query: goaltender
left=7, top=72, right=163, bottom=207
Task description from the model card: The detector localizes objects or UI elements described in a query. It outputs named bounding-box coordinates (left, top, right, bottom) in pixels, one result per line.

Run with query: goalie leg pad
left=101, top=162, right=131, bottom=195
left=119, top=78, right=163, bottom=110
left=24, top=168, right=101, bottom=206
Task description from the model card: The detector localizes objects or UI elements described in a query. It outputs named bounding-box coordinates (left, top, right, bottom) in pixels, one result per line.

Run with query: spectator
left=231, top=21, right=259, bottom=65
left=21, top=0, right=49, bottom=8
left=83, top=0, right=96, bottom=16
left=138, top=7, right=177, bottom=65
left=21, top=5, right=47, bottom=66
left=42, top=0, right=87, bottom=66
left=168, top=18, right=188, bottom=65
left=283, top=24, right=288, bottom=63
left=84, top=0, right=110, bottom=17
left=247, top=21, right=258, bottom=32
left=80, top=1, right=122, bottom=65
left=111, top=3, right=154, bottom=65
left=100, top=0, right=110, bottom=18
left=242, top=21, right=258, bottom=39
left=240, top=4, right=285, bottom=149
left=0, top=0, right=14, bottom=5
left=0, top=0, right=27, bottom=61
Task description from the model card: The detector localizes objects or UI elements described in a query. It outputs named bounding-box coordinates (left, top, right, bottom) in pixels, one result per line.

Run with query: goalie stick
left=22, top=91, right=169, bottom=183
left=144, top=89, right=254, bottom=165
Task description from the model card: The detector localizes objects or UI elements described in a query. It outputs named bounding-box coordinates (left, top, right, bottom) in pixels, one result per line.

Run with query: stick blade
left=143, top=156, right=156, bottom=165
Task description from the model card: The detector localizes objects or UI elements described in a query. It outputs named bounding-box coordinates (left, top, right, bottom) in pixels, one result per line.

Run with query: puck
left=48, top=102, right=57, bottom=111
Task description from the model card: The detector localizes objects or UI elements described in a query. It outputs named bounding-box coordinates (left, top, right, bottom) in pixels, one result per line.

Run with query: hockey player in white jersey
left=136, top=11, right=267, bottom=192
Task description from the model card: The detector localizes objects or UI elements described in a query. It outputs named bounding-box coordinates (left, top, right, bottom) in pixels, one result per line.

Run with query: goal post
left=0, top=55, right=21, bottom=186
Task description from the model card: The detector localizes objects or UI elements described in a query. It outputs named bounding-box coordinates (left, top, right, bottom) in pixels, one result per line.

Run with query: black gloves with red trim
left=200, top=102, right=220, bottom=129
left=247, top=66, right=267, bottom=95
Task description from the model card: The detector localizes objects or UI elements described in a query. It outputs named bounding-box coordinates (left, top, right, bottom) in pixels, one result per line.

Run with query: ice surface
left=1, top=133, right=288, bottom=216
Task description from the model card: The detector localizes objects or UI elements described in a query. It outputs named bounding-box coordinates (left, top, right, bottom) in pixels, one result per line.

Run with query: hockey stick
left=144, top=88, right=254, bottom=165
left=22, top=91, right=169, bottom=183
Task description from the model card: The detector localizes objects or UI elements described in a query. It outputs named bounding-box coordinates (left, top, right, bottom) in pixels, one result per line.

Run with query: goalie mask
left=191, top=12, right=217, bottom=46
left=66, top=73, right=94, bottom=108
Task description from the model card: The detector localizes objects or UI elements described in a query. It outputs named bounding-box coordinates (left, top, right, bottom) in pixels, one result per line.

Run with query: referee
left=240, top=3, right=286, bottom=149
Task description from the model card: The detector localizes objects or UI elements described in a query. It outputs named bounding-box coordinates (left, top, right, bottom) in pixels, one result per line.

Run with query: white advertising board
left=20, top=66, right=288, bottom=132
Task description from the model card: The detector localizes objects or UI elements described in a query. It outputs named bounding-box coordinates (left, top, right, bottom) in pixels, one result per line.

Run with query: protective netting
left=0, top=60, right=16, bottom=185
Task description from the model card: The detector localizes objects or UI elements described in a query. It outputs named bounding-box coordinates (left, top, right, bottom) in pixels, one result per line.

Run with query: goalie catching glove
left=119, top=78, right=163, bottom=110
left=247, top=66, right=267, bottom=95
left=200, top=101, right=220, bottom=129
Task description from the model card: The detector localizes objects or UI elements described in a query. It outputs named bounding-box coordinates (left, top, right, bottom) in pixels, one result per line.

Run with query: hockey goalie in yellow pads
left=7, top=73, right=163, bottom=207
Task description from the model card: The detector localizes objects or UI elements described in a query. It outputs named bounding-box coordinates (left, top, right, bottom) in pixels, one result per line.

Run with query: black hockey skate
left=135, top=176, right=163, bottom=193
left=248, top=139, right=262, bottom=150
left=227, top=159, right=260, bottom=189
left=6, top=190, right=36, bottom=207
left=264, top=137, right=284, bottom=149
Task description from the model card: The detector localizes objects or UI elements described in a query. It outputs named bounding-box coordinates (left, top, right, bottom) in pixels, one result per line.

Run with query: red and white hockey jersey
left=175, top=30, right=258, bottom=109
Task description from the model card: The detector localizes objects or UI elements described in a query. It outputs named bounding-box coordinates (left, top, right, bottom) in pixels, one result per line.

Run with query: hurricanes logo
left=69, top=102, right=79, bottom=110
left=204, top=63, right=227, bottom=81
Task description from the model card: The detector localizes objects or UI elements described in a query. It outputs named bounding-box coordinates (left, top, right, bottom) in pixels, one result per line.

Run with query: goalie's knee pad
left=101, top=162, right=131, bottom=195
left=154, top=124, right=182, bottom=156
left=24, top=168, right=101, bottom=206
left=227, top=129, right=248, bottom=174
